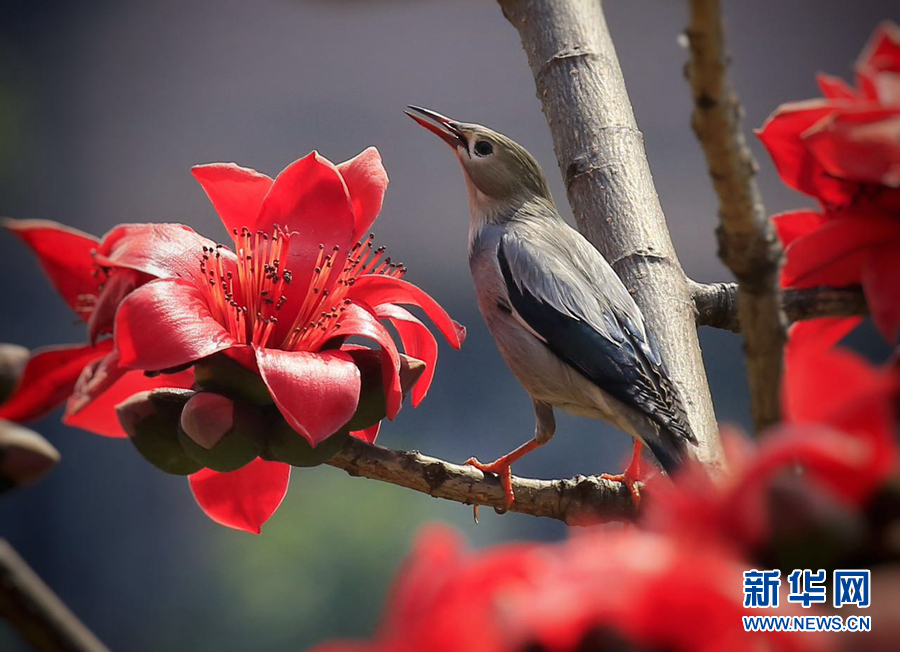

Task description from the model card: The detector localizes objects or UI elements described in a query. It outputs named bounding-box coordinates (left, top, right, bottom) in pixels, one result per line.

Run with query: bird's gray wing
left=497, top=225, right=696, bottom=468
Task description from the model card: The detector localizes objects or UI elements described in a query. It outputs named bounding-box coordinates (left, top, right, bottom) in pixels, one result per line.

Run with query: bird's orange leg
left=600, top=439, right=644, bottom=505
left=465, top=438, right=543, bottom=510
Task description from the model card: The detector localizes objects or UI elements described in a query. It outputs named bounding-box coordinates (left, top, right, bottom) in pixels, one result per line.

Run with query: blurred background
left=0, top=0, right=893, bottom=650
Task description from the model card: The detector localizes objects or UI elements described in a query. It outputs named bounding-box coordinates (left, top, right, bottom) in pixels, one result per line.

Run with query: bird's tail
left=643, top=431, right=687, bottom=476
left=627, top=415, right=689, bottom=476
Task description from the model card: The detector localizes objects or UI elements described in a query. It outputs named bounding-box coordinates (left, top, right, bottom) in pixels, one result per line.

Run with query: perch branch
left=691, top=282, right=867, bottom=332
left=327, top=437, right=638, bottom=524
left=0, top=539, right=112, bottom=652
left=498, top=0, right=724, bottom=470
left=685, top=0, right=786, bottom=432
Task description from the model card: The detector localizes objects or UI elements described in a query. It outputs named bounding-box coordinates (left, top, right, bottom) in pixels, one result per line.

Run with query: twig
left=691, top=282, right=868, bottom=332
left=685, top=0, right=786, bottom=432
left=497, top=0, right=725, bottom=471
left=327, top=437, right=638, bottom=524
left=0, top=539, right=112, bottom=652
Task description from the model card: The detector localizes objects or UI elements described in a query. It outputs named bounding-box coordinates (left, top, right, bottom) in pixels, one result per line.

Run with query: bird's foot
left=600, top=440, right=644, bottom=506
left=465, top=456, right=515, bottom=511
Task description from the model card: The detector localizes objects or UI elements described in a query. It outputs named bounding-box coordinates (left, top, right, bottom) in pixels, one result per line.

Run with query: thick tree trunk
left=498, top=0, right=725, bottom=471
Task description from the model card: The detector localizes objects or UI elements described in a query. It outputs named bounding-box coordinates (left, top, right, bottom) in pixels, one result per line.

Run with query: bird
left=405, top=106, right=698, bottom=508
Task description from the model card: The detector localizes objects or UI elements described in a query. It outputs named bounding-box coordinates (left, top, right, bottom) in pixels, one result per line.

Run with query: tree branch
left=326, top=437, right=638, bottom=524
left=498, top=0, right=725, bottom=471
left=0, top=539, right=112, bottom=652
left=691, top=282, right=868, bottom=332
left=685, top=0, right=786, bottom=432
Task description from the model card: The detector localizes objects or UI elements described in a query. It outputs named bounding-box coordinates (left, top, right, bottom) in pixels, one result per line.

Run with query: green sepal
left=263, top=419, right=350, bottom=467
left=193, top=353, right=274, bottom=406
left=344, top=349, right=387, bottom=431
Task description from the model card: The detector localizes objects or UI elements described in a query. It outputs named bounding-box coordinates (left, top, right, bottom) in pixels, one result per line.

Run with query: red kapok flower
left=113, top=148, right=463, bottom=443
left=306, top=526, right=820, bottom=652
left=106, top=148, right=463, bottom=531
left=758, top=21, right=900, bottom=210
left=646, top=317, right=898, bottom=558
left=757, top=22, right=900, bottom=343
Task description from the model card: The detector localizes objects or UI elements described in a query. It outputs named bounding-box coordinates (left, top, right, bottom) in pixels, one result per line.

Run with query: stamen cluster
left=198, top=227, right=406, bottom=351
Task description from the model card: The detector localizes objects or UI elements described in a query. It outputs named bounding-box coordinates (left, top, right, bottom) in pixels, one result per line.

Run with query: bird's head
left=406, top=106, right=552, bottom=212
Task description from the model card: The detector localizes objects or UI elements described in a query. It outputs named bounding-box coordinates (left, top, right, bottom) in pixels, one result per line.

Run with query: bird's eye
left=473, top=140, right=494, bottom=157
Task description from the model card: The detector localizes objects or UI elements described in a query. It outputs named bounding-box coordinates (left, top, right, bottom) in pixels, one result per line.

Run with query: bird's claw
left=600, top=471, right=642, bottom=507
left=465, top=456, right=515, bottom=511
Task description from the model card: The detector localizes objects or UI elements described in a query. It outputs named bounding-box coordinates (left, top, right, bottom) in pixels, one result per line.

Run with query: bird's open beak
left=405, top=106, right=467, bottom=148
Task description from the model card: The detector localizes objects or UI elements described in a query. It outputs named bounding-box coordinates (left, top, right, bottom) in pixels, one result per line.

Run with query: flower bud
left=117, top=388, right=203, bottom=475
left=0, top=344, right=29, bottom=405
left=264, top=419, right=349, bottom=467
left=398, top=353, right=426, bottom=396
left=0, top=419, right=60, bottom=491
left=178, top=392, right=265, bottom=472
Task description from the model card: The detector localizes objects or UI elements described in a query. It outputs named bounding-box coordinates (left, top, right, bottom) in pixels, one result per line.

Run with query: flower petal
left=862, top=243, right=900, bottom=344
left=96, top=223, right=229, bottom=283
left=855, top=20, right=900, bottom=78
left=771, top=209, right=826, bottom=249
left=0, top=340, right=112, bottom=422
left=331, top=303, right=402, bottom=419
left=815, top=73, right=859, bottom=100
left=64, top=353, right=194, bottom=438
left=855, top=21, right=900, bottom=108
left=372, top=304, right=438, bottom=406
left=757, top=100, right=852, bottom=206
left=782, top=213, right=900, bottom=287
left=781, top=324, right=897, bottom=500
left=741, top=422, right=891, bottom=506
left=784, top=317, right=866, bottom=424
left=189, top=458, right=290, bottom=533
left=255, top=348, right=360, bottom=446
left=87, top=268, right=149, bottom=343
left=5, top=218, right=100, bottom=320
left=191, top=163, right=274, bottom=236
left=257, top=152, right=354, bottom=255
left=336, top=147, right=389, bottom=243
left=348, top=276, right=465, bottom=348
left=351, top=422, right=381, bottom=444
left=114, top=278, right=236, bottom=371
left=803, top=110, right=900, bottom=188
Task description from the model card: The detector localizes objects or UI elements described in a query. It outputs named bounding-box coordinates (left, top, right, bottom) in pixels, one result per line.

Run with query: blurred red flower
left=308, top=525, right=821, bottom=652
left=757, top=22, right=900, bottom=343
left=646, top=317, right=898, bottom=557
